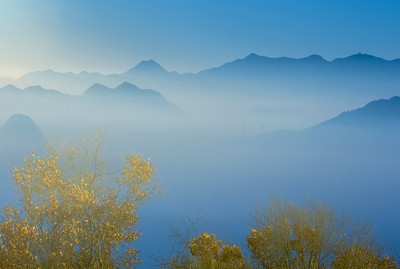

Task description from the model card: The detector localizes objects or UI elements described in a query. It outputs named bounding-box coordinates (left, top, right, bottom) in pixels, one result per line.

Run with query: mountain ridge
left=83, top=81, right=176, bottom=108
left=7, top=53, right=400, bottom=81
left=316, top=96, right=400, bottom=128
left=0, top=84, right=66, bottom=96
left=124, top=59, right=168, bottom=75
left=1, top=53, right=400, bottom=97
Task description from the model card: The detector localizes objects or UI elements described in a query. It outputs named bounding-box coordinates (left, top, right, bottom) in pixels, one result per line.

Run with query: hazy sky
left=0, top=0, right=399, bottom=78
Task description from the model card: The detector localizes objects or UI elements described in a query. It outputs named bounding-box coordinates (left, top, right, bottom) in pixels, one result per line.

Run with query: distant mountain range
left=196, top=53, right=400, bottom=95
left=1, top=53, right=399, bottom=97
left=0, top=82, right=178, bottom=132
left=0, top=83, right=64, bottom=96
left=0, top=53, right=399, bottom=136
left=0, top=59, right=180, bottom=96
left=217, top=53, right=400, bottom=71
left=84, top=82, right=174, bottom=107
left=0, top=81, right=175, bottom=108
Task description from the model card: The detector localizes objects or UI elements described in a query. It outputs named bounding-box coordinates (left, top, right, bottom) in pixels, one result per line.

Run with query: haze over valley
left=1, top=1, right=400, bottom=267
left=1, top=53, right=400, bottom=265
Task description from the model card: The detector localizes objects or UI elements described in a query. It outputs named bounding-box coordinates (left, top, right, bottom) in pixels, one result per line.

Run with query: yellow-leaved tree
left=189, top=232, right=244, bottom=269
left=156, top=216, right=248, bottom=269
left=247, top=199, right=398, bottom=269
left=0, top=134, right=156, bottom=268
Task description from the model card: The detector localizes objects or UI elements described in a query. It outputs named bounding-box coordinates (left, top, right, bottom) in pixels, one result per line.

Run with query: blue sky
left=0, top=0, right=399, bottom=77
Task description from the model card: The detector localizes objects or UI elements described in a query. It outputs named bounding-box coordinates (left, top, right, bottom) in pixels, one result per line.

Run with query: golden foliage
left=0, top=137, right=155, bottom=268
left=332, top=245, right=397, bottom=269
left=247, top=199, right=399, bottom=269
left=189, top=232, right=244, bottom=269
left=247, top=199, right=339, bottom=268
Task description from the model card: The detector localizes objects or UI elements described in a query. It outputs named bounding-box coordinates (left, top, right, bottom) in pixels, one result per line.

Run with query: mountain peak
left=23, top=85, right=63, bottom=96
left=349, top=53, right=385, bottom=61
left=90, top=83, right=108, bottom=89
left=126, top=59, right=167, bottom=74
left=243, top=53, right=270, bottom=61
left=333, top=53, right=386, bottom=63
left=1, top=114, right=42, bottom=135
left=24, top=85, right=44, bottom=91
left=84, top=83, right=111, bottom=96
left=116, top=81, right=139, bottom=89
left=82, top=81, right=175, bottom=108
left=115, top=82, right=142, bottom=94
left=301, top=54, right=327, bottom=62
left=0, top=114, right=45, bottom=150
left=245, top=53, right=260, bottom=59
left=84, top=82, right=142, bottom=96
left=1, top=84, right=21, bottom=92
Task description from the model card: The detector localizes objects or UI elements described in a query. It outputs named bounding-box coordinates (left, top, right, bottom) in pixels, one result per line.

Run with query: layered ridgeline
left=197, top=53, right=400, bottom=79
left=0, top=82, right=175, bottom=109
left=0, top=59, right=177, bottom=96
left=1, top=53, right=399, bottom=134
left=198, top=53, right=400, bottom=115
left=83, top=81, right=174, bottom=107
left=0, top=82, right=179, bottom=134
left=0, top=53, right=399, bottom=98
left=256, top=96, right=400, bottom=149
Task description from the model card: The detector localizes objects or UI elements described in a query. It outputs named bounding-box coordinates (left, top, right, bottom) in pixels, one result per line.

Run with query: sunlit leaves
left=0, top=206, right=38, bottom=269
left=189, top=232, right=244, bottom=269
left=0, top=138, right=155, bottom=268
left=247, top=199, right=398, bottom=269
left=332, top=245, right=397, bottom=269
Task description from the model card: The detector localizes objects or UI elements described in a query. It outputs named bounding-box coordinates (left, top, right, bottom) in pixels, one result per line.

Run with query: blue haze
left=0, top=1, right=400, bottom=267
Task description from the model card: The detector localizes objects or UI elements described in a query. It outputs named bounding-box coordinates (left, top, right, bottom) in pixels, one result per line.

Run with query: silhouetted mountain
left=124, top=60, right=168, bottom=75
left=300, top=54, right=327, bottom=63
left=243, top=95, right=400, bottom=200
left=0, top=114, right=45, bottom=153
left=317, top=96, right=400, bottom=129
left=19, top=69, right=76, bottom=86
left=24, top=85, right=64, bottom=96
left=197, top=53, right=330, bottom=76
left=257, top=96, right=400, bottom=152
left=0, top=83, right=175, bottom=109
left=84, top=83, right=112, bottom=96
left=0, top=83, right=179, bottom=135
left=14, top=69, right=119, bottom=96
left=198, top=53, right=400, bottom=78
left=84, top=82, right=175, bottom=107
left=0, top=84, right=66, bottom=97
left=332, top=53, right=388, bottom=65
left=1, top=53, right=399, bottom=100
left=0, top=114, right=46, bottom=196
left=0, top=84, right=21, bottom=94
left=1, top=114, right=43, bottom=137
left=4, top=60, right=172, bottom=96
